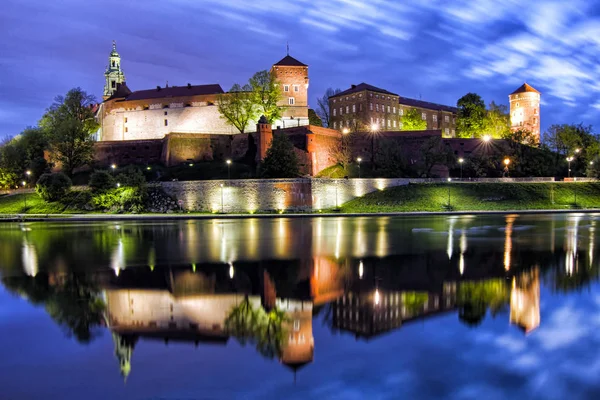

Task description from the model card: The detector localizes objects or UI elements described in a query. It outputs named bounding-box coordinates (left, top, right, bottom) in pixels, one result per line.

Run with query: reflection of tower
left=111, top=332, right=138, bottom=381
left=277, top=299, right=314, bottom=373
left=509, top=268, right=540, bottom=334
left=504, top=215, right=516, bottom=271
left=22, top=238, right=38, bottom=277
left=509, top=83, right=541, bottom=143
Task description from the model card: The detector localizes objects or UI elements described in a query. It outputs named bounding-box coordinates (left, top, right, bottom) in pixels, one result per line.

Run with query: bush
left=115, top=166, right=146, bottom=189
left=89, top=170, right=115, bottom=193
left=36, top=172, right=72, bottom=202
left=259, top=135, right=299, bottom=178
left=90, top=187, right=146, bottom=213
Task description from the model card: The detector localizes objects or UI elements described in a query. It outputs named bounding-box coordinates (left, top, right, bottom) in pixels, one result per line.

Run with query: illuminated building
left=509, top=83, right=541, bottom=143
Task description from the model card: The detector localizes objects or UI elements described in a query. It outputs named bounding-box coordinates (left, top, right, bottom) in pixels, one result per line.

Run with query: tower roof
left=274, top=55, right=307, bottom=67
left=110, top=40, right=120, bottom=57
left=510, top=83, right=540, bottom=95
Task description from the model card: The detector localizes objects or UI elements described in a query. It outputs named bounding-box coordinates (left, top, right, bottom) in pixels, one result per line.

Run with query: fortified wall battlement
left=161, top=178, right=410, bottom=212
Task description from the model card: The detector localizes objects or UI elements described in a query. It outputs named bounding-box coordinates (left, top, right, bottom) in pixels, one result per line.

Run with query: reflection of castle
left=510, top=268, right=540, bottom=333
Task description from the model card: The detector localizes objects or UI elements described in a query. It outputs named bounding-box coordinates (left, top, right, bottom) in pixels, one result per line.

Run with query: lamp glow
left=482, top=135, right=491, bottom=142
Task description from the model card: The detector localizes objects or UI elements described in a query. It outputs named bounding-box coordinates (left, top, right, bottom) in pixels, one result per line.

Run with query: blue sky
left=2, top=0, right=600, bottom=140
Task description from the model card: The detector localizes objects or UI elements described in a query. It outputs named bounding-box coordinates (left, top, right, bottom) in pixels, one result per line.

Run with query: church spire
left=103, top=40, right=126, bottom=100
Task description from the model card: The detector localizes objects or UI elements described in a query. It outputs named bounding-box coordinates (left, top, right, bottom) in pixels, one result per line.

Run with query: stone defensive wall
left=161, top=178, right=410, bottom=212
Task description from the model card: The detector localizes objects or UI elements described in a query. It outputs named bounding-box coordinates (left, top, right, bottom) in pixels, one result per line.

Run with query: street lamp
left=566, top=156, right=574, bottom=178
left=458, top=158, right=464, bottom=179
left=21, top=181, right=27, bottom=210
left=226, top=159, right=232, bottom=180
left=357, top=157, right=362, bottom=178
left=503, top=158, right=510, bottom=177
left=447, top=177, right=452, bottom=209
left=370, top=123, right=379, bottom=166
left=482, top=135, right=491, bottom=143
left=342, top=128, right=349, bottom=135
left=575, top=148, right=581, bottom=154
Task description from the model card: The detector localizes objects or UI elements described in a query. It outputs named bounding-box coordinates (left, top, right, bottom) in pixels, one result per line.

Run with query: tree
left=419, top=135, right=456, bottom=177
left=482, top=101, right=510, bottom=139
left=308, top=109, right=322, bottom=126
left=259, top=134, right=300, bottom=178
left=217, top=84, right=258, bottom=135
left=249, top=70, right=284, bottom=124
left=40, top=88, right=98, bottom=176
left=401, top=108, right=427, bottom=131
left=543, top=123, right=600, bottom=176
left=316, top=88, right=341, bottom=127
left=377, top=139, right=414, bottom=177
left=328, top=132, right=354, bottom=173
left=456, top=93, right=486, bottom=138
left=0, top=127, right=49, bottom=186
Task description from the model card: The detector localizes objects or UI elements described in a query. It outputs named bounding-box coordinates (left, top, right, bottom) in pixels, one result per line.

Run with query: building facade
left=509, top=83, right=541, bottom=142
left=98, top=43, right=309, bottom=142
left=328, top=83, right=458, bottom=137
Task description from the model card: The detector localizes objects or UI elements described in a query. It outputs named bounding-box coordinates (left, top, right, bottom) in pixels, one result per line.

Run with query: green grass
left=340, top=182, right=600, bottom=213
left=0, top=192, right=79, bottom=214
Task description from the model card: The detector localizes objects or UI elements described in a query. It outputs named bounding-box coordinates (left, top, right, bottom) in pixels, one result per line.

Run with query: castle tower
left=509, top=83, right=540, bottom=143
left=271, top=54, right=309, bottom=128
left=103, top=40, right=126, bottom=100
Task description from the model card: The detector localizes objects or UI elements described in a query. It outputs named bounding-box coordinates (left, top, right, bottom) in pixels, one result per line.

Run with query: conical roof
left=274, top=55, right=307, bottom=67
left=510, top=83, right=540, bottom=95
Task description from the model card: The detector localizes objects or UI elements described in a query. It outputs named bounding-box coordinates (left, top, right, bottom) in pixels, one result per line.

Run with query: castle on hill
left=98, top=41, right=310, bottom=141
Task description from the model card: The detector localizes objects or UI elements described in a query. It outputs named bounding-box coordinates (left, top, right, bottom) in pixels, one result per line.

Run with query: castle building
left=97, top=43, right=309, bottom=142
left=509, top=83, right=541, bottom=142
left=328, top=83, right=458, bottom=137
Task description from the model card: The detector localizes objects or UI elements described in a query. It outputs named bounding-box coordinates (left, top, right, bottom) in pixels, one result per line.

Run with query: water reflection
left=2, top=214, right=600, bottom=384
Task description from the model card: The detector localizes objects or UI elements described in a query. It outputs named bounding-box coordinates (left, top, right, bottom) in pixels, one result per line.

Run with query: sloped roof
left=330, top=83, right=398, bottom=99
left=118, top=84, right=224, bottom=101
left=510, top=83, right=540, bottom=95
left=398, top=96, right=458, bottom=113
left=108, top=82, right=133, bottom=100
left=274, top=55, right=307, bottom=67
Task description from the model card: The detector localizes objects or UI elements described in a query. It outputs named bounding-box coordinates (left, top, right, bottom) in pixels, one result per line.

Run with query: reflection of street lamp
left=220, top=183, right=224, bottom=213
left=567, top=156, right=574, bottom=178
left=374, top=288, right=381, bottom=306
left=458, top=158, right=464, bottom=179
left=357, top=157, right=362, bottom=178
left=503, top=158, right=510, bottom=177
left=226, top=159, right=232, bottom=179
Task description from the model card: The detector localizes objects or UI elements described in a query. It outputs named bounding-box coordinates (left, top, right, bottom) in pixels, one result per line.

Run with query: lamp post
left=503, top=158, right=510, bottom=178
left=22, top=180, right=27, bottom=210
left=370, top=123, right=378, bottom=167
left=458, top=158, right=464, bottom=179
left=357, top=157, right=362, bottom=178
left=447, top=177, right=452, bottom=209
left=566, top=156, right=574, bottom=178
left=226, top=159, right=232, bottom=180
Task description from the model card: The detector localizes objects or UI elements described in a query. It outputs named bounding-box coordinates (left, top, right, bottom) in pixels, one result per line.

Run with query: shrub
left=90, top=187, right=146, bottom=213
left=89, top=170, right=115, bottom=193
left=259, top=135, right=299, bottom=178
left=115, top=166, right=146, bottom=189
left=36, top=172, right=72, bottom=202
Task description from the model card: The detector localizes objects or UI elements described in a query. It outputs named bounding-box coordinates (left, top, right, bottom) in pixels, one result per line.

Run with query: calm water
left=1, top=214, right=600, bottom=399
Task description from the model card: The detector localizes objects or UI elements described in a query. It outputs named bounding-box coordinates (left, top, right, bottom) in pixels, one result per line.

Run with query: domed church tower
left=103, top=40, right=126, bottom=100
left=509, top=83, right=540, bottom=143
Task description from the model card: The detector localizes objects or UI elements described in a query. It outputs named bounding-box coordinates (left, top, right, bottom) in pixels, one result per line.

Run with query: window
left=288, top=97, right=295, bottom=105
left=333, top=108, right=337, bottom=117
left=534, top=108, right=538, bottom=115
left=516, top=102, right=520, bottom=107
left=359, top=103, right=363, bottom=111
left=111, top=81, right=116, bottom=88
left=125, top=127, right=128, bottom=133
left=445, top=128, right=449, bottom=136
left=284, top=85, right=290, bottom=92
left=352, top=104, right=356, bottom=113
left=393, top=106, right=396, bottom=113
left=393, top=120, right=397, bottom=128
left=124, top=117, right=128, bottom=123
left=387, top=105, right=391, bottom=113
left=340, top=107, right=343, bottom=115
left=112, top=61, right=115, bottom=67
left=359, top=93, right=363, bottom=97
left=400, top=108, right=404, bottom=116
left=333, top=121, right=337, bottom=129
left=433, top=114, right=438, bottom=122
left=399, top=122, right=403, bottom=129
left=370, top=103, right=373, bottom=110
left=164, top=119, right=168, bottom=126
left=445, top=115, right=449, bottom=123
left=345, top=96, right=349, bottom=100
left=533, top=118, right=537, bottom=124
left=376, top=104, right=379, bottom=112
left=388, top=119, right=391, bottom=127
left=164, top=111, right=168, bottom=116
left=293, top=85, right=299, bottom=92
left=293, top=320, right=300, bottom=332
left=370, top=117, right=374, bottom=124
left=451, top=129, right=455, bottom=136
left=421, top=112, right=427, bottom=120
left=346, top=105, right=349, bottom=113
left=376, top=94, right=379, bottom=98
left=333, top=99, right=336, bottom=103
left=370, top=93, right=373, bottom=97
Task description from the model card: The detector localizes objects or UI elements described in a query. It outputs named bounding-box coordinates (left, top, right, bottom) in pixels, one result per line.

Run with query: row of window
left=332, top=92, right=394, bottom=103
left=333, top=104, right=453, bottom=124
left=283, top=84, right=300, bottom=93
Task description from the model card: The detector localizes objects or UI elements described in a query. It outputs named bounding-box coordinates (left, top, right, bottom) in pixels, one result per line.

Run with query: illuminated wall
left=161, top=178, right=409, bottom=212
left=509, top=84, right=541, bottom=142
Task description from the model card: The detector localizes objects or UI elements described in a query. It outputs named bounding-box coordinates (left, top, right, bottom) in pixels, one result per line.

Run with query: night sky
left=3, top=0, right=600, bottom=140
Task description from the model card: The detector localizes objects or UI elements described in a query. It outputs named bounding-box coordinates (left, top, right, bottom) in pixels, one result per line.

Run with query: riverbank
left=1, top=182, right=599, bottom=221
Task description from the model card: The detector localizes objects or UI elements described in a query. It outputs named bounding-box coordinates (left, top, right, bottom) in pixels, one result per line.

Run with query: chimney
left=187, top=83, right=192, bottom=89
left=156, top=86, right=161, bottom=91
left=351, top=84, right=356, bottom=89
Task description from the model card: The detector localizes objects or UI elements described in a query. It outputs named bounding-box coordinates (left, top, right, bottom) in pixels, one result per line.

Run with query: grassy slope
left=0, top=192, right=88, bottom=214
left=340, top=182, right=600, bottom=213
